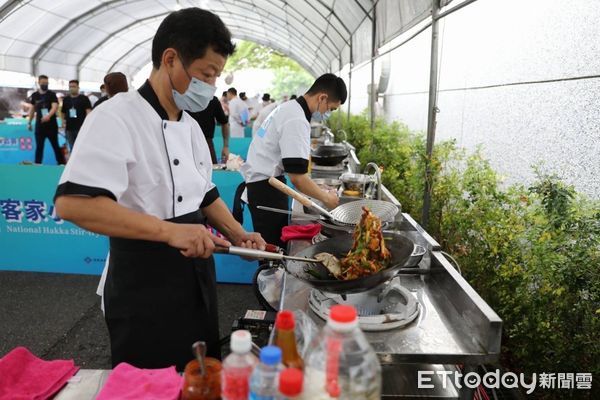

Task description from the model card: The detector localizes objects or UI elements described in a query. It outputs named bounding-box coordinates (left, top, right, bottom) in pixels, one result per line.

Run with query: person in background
left=220, top=90, right=229, bottom=115
left=27, top=75, right=65, bottom=164
left=252, top=99, right=278, bottom=137
left=61, top=79, right=92, bottom=150
left=253, top=93, right=270, bottom=118
left=188, top=95, right=230, bottom=164
left=241, top=74, right=347, bottom=247
left=93, top=72, right=129, bottom=109
left=227, top=87, right=249, bottom=138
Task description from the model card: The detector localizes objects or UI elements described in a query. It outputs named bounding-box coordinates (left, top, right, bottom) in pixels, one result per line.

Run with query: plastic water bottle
left=304, top=305, right=381, bottom=399
left=249, top=345, right=283, bottom=399
left=221, top=330, right=258, bottom=400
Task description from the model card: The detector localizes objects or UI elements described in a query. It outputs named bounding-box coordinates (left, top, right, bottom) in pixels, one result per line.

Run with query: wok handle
left=268, top=177, right=313, bottom=207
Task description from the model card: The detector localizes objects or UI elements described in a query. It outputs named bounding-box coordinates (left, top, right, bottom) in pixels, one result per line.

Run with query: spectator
left=188, top=96, right=230, bottom=164
left=93, top=72, right=129, bottom=109
left=226, top=87, right=249, bottom=138
left=61, top=79, right=92, bottom=150
left=219, top=90, right=229, bottom=115
left=27, top=75, right=65, bottom=164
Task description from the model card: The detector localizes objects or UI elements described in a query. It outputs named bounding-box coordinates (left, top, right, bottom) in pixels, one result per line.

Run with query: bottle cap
left=330, top=304, right=357, bottom=323
left=230, top=330, right=252, bottom=354
left=279, top=368, right=303, bottom=396
left=260, top=345, right=282, bottom=365
left=275, top=310, right=295, bottom=330
left=328, top=305, right=359, bottom=332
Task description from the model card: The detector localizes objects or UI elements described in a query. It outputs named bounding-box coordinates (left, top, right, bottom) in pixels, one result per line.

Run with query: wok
left=285, top=232, right=425, bottom=294
left=310, top=144, right=349, bottom=166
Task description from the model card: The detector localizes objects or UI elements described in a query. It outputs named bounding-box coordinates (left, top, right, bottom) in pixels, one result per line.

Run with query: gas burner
left=308, top=278, right=420, bottom=331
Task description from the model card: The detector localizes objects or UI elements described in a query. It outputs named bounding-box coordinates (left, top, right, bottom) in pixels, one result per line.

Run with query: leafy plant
left=329, top=112, right=600, bottom=399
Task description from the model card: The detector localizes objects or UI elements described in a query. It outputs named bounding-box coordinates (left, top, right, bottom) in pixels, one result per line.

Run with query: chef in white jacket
left=226, top=87, right=248, bottom=137
left=54, top=7, right=265, bottom=370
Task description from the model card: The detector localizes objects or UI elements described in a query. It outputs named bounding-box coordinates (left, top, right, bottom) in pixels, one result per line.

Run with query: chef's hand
left=234, top=231, right=266, bottom=251
left=221, top=146, right=230, bottom=162
left=41, top=115, right=51, bottom=123
left=322, top=190, right=339, bottom=210
left=167, top=223, right=231, bottom=258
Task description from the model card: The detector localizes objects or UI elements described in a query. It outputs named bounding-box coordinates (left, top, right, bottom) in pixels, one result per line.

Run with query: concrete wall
left=342, top=0, right=600, bottom=199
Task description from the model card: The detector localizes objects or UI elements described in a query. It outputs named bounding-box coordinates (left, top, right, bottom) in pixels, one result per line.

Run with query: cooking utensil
left=192, top=341, right=206, bottom=376
left=284, top=232, right=427, bottom=294
left=312, top=178, right=342, bottom=191
left=310, top=144, right=349, bottom=166
left=268, top=177, right=337, bottom=222
left=215, top=245, right=323, bottom=264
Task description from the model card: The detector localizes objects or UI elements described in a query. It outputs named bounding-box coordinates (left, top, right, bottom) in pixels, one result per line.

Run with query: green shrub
left=329, top=112, right=600, bottom=398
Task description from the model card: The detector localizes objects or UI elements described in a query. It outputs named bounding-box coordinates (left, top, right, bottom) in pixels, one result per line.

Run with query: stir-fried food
left=339, top=206, right=391, bottom=279
left=314, top=252, right=342, bottom=278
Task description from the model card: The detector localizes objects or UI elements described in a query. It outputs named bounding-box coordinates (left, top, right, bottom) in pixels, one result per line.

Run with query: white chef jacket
left=55, top=80, right=220, bottom=309
left=56, top=80, right=218, bottom=220
left=228, top=96, right=249, bottom=138
left=252, top=102, right=278, bottom=137
left=241, top=97, right=312, bottom=183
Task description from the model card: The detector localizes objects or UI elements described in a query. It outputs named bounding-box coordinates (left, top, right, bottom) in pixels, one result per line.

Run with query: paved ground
left=0, top=271, right=259, bottom=368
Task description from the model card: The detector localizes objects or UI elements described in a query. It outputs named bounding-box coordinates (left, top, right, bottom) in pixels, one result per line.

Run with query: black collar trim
left=296, top=96, right=312, bottom=123
left=138, top=80, right=182, bottom=121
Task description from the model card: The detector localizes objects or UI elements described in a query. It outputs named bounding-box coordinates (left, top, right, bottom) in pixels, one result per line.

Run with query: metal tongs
left=215, top=245, right=322, bottom=264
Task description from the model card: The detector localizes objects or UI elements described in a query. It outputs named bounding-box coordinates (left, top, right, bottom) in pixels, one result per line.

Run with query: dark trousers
left=35, top=128, right=65, bottom=164
left=247, top=176, right=289, bottom=248
left=65, top=129, right=80, bottom=151
left=206, top=137, right=217, bottom=164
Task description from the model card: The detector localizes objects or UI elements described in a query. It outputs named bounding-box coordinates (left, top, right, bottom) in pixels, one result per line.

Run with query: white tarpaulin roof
left=0, top=0, right=436, bottom=81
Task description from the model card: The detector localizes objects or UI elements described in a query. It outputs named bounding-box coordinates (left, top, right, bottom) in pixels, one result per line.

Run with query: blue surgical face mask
left=312, top=98, right=331, bottom=122
left=170, top=60, right=216, bottom=112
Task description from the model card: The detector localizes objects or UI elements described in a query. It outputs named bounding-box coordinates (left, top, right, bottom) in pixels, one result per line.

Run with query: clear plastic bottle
left=249, top=345, right=283, bottom=400
left=278, top=368, right=304, bottom=399
left=303, top=305, right=381, bottom=400
left=221, top=330, right=259, bottom=400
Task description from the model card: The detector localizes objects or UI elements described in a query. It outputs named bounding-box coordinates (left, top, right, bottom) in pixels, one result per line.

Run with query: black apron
left=246, top=175, right=289, bottom=248
left=103, top=210, right=219, bottom=371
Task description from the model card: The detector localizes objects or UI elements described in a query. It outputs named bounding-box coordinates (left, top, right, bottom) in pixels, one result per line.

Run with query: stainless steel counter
left=278, top=190, right=502, bottom=398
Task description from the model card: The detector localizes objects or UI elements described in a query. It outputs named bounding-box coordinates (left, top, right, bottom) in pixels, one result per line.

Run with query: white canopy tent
left=0, top=0, right=450, bottom=81
left=0, top=0, right=478, bottom=226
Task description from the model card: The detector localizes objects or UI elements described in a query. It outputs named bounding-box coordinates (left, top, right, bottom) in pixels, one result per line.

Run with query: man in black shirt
left=188, top=96, right=230, bottom=164
left=61, top=79, right=92, bottom=150
left=27, top=75, right=65, bottom=164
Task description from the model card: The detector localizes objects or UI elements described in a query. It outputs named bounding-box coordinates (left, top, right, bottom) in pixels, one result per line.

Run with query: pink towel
left=96, top=362, right=182, bottom=400
left=0, top=346, right=79, bottom=400
left=281, top=223, right=321, bottom=242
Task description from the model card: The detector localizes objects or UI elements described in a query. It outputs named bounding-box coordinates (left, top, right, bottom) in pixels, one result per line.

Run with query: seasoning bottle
left=181, top=357, right=222, bottom=400
left=273, top=310, right=304, bottom=370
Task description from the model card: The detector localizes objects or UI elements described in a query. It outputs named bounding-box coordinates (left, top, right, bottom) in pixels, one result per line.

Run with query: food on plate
left=310, top=207, right=390, bottom=281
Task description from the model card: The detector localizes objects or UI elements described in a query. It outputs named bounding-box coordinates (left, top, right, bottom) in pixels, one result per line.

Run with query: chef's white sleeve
left=279, top=118, right=310, bottom=174
left=55, top=108, right=134, bottom=201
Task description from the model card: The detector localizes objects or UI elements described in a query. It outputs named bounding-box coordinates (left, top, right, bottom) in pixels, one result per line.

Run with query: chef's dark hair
left=38, top=75, right=48, bottom=81
left=306, top=74, right=347, bottom=104
left=69, top=79, right=79, bottom=85
left=152, top=8, right=235, bottom=69
left=227, top=87, right=237, bottom=95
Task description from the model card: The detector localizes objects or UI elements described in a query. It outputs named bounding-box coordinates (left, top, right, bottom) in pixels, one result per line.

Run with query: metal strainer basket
left=330, top=199, right=399, bottom=226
